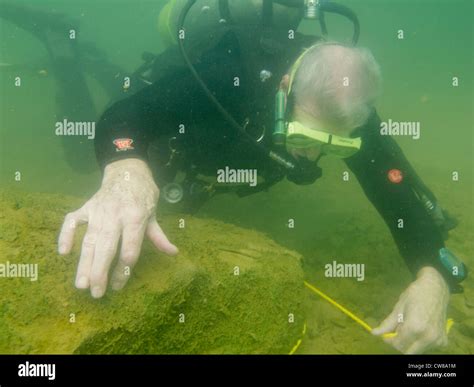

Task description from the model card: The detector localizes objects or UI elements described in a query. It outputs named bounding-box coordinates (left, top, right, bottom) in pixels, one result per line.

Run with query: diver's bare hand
left=372, top=267, right=449, bottom=354
left=58, top=158, right=178, bottom=298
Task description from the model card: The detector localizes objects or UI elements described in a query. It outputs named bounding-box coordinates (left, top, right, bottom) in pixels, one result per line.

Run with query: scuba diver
left=10, top=0, right=461, bottom=354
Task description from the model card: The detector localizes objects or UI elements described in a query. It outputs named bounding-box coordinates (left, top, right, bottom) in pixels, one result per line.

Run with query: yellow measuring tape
left=289, top=322, right=307, bottom=355
left=289, top=281, right=454, bottom=354
left=304, top=281, right=454, bottom=338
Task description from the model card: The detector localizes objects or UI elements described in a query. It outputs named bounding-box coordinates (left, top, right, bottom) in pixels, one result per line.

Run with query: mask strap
left=288, top=41, right=348, bottom=94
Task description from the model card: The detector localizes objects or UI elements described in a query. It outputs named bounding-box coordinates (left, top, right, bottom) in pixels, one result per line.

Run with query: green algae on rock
left=0, top=189, right=306, bottom=354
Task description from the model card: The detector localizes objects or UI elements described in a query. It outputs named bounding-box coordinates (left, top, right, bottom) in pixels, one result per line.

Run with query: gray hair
left=292, top=43, right=382, bottom=133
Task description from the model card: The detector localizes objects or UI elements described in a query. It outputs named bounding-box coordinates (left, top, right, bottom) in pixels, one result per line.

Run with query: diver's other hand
left=58, top=158, right=178, bottom=298
left=372, top=267, right=449, bottom=354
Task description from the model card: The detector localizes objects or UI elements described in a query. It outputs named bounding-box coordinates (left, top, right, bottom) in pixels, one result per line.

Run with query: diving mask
left=286, top=121, right=361, bottom=158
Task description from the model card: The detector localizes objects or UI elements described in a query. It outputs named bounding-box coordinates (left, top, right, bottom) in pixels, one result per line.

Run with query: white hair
left=292, top=43, right=382, bottom=133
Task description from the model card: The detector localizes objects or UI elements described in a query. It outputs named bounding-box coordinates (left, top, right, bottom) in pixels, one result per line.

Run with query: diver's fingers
left=392, top=323, right=427, bottom=354
left=439, top=333, right=449, bottom=347
left=405, top=338, right=431, bottom=355
left=58, top=206, right=88, bottom=254
left=146, top=218, right=179, bottom=256
left=398, top=324, right=447, bottom=354
left=110, top=221, right=147, bottom=291
left=75, top=206, right=103, bottom=290
left=372, top=308, right=401, bottom=336
left=88, top=215, right=121, bottom=299
left=389, top=325, right=415, bottom=353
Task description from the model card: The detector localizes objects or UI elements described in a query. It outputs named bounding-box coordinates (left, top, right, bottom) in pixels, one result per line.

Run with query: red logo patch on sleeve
left=113, top=138, right=134, bottom=152
left=387, top=168, right=403, bottom=183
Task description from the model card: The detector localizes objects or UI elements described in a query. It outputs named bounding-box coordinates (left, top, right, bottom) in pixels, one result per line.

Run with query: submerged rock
left=0, top=189, right=305, bottom=354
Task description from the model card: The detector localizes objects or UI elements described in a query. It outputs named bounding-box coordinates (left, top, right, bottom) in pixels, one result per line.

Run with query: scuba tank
left=157, top=0, right=302, bottom=50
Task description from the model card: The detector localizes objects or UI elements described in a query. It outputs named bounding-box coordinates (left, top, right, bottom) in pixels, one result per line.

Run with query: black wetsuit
left=94, top=26, right=456, bottom=288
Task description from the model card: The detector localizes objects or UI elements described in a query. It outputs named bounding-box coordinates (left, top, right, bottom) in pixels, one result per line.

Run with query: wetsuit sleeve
left=91, top=46, right=188, bottom=168
left=94, top=30, right=244, bottom=171
left=93, top=63, right=200, bottom=170
left=344, top=111, right=451, bottom=286
left=94, top=96, right=153, bottom=169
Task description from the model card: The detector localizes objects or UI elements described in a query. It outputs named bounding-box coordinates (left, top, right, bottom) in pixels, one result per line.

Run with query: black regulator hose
left=318, top=10, right=328, bottom=37
left=177, top=1, right=253, bottom=140
left=177, top=0, right=299, bottom=172
left=319, top=2, right=360, bottom=45
left=272, top=1, right=359, bottom=45
left=177, top=0, right=328, bottom=184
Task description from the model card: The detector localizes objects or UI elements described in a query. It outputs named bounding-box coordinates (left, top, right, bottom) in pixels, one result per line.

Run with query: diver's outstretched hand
left=372, top=267, right=449, bottom=354
left=58, top=158, right=178, bottom=298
